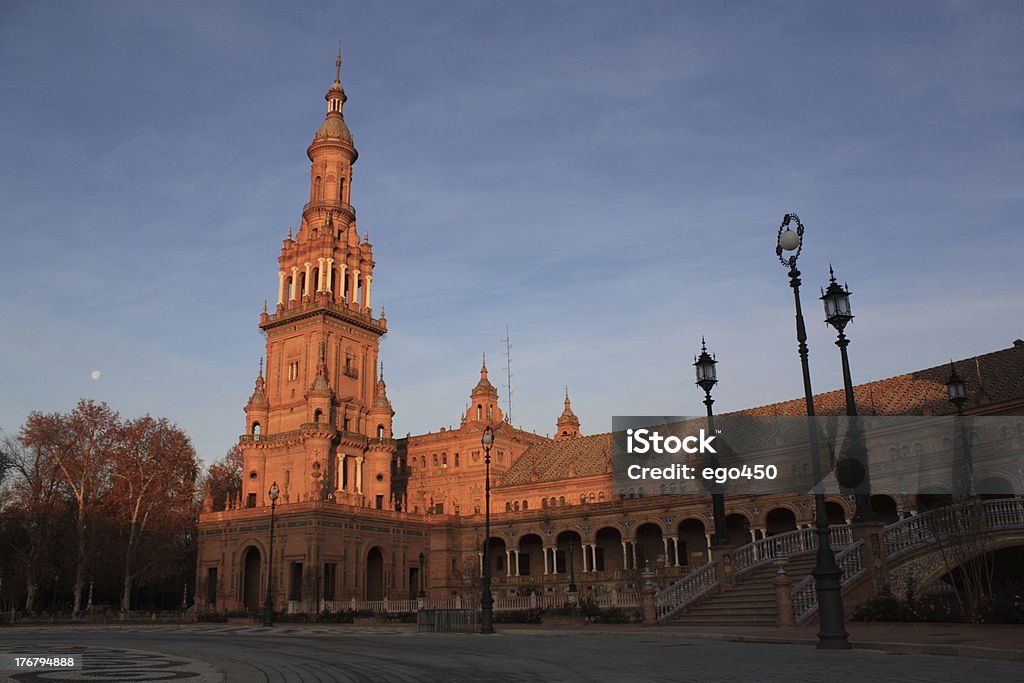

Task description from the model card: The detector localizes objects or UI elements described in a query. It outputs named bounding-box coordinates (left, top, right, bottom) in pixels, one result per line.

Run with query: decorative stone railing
left=654, top=560, right=720, bottom=621
left=790, top=539, right=865, bottom=624
left=733, top=524, right=851, bottom=576
left=883, top=498, right=1024, bottom=561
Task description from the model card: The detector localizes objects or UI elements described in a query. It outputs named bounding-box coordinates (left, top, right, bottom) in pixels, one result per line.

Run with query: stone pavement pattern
left=2, top=625, right=1023, bottom=682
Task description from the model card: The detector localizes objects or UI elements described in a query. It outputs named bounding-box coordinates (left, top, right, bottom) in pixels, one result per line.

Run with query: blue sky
left=1, top=1, right=1022, bottom=465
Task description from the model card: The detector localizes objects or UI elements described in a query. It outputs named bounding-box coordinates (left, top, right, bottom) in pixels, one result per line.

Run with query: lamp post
left=418, top=552, right=426, bottom=598
left=480, top=425, right=495, bottom=634
left=262, top=481, right=280, bottom=628
left=821, top=268, right=875, bottom=523
left=775, top=213, right=850, bottom=649
left=695, top=338, right=729, bottom=547
left=567, top=540, right=578, bottom=595
left=946, top=362, right=973, bottom=496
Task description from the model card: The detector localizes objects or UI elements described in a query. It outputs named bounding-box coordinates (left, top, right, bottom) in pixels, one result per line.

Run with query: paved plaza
left=2, top=624, right=1023, bottom=682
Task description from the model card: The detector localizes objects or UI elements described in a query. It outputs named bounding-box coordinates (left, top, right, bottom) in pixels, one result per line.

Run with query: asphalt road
left=1, top=624, right=1021, bottom=682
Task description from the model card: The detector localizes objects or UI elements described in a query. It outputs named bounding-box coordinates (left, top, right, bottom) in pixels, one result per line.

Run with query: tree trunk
left=121, top=573, right=134, bottom=613
left=72, top=506, right=86, bottom=616
left=25, top=578, right=37, bottom=613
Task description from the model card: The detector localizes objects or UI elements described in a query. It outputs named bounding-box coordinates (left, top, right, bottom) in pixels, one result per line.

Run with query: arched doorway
left=726, top=513, right=750, bottom=546
left=871, top=495, right=900, bottom=524
left=486, top=537, right=508, bottom=577
left=976, top=476, right=1014, bottom=500
left=635, top=523, right=664, bottom=568
left=825, top=501, right=847, bottom=525
left=366, top=547, right=384, bottom=601
left=677, top=518, right=708, bottom=568
left=518, top=534, right=544, bottom=577
left=917, top=487, right=953, bottom=513
left=766, top=508, right=797, bottom=536
left=555, top=531, right=584, bottom=576
left=594, top=527, right=623, bottom=572
left=242, top=546, right=262, bottom=611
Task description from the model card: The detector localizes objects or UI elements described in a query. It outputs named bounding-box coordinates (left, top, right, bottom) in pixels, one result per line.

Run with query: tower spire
left=335, top=43, right=342, bottom=83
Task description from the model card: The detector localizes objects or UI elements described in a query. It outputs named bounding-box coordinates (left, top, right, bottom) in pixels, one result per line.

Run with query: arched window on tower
left=339, top=177, right=346, bottom=202
left=299, top=272, right=307, bottom=298
left=313, top=409, right=323, bottom=424
left=377, top=424, right=385, bottom=440
left=286, top=276, right=294, bottom=300
left=251, top=422, right=261, bottom=439
left=477, top=405, right=482, bottom=421
left=312, top=268, right=320, bottom=292
left=315, top=175, right=323, bottom=200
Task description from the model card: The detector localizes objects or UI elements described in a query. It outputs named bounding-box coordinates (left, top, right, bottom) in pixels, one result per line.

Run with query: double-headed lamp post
left=821, top=268, right=875, bottom=523
left=262, top=481, right=280, bottom=628
left=776, top=214, right=851, bottom=649
left=695, top=338, right=729, bottom=547
left=480, top=425, right=495, bottom=634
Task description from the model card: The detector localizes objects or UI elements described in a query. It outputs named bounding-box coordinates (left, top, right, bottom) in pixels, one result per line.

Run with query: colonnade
left=277, top=263, right=373, bottom=311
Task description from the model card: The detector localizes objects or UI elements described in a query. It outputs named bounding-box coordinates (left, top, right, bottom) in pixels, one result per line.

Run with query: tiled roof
left=498, top=342, right=1024, bottom=487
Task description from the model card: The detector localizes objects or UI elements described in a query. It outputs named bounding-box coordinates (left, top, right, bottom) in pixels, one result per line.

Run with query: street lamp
left=480, top=425, right=495, bottom=634
left=695, top=338, right=729, bottom=547
left=262, top=481, right=280, bottom=628
left=775, top=213, right=851, bottom=649
left=946, top=362, right=973, bottom=496
left=567, top=540, right=578, bottom=595
left=821, top=267, right=875, bottom=523
left=418, top=552, right=426, bottom=598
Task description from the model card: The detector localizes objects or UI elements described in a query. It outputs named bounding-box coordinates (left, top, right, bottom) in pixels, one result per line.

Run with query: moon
left=91, top=370, right=101, bottom=380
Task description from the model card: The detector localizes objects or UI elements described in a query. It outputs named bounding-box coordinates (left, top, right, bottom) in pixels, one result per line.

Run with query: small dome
left=314, top=115, right=353, bottom=145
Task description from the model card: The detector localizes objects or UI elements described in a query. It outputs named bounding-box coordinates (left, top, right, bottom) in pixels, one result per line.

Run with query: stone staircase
left=667, top=554, right=817, bottom=626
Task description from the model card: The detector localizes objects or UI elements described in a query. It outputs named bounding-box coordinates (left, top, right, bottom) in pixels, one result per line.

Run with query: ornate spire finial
left=259, top=357, right=264, bottom=378
left=565, top=385, right=570, bottom=402
left=287, top=227, right=293, bottom=240
left=335, top=43, right=342, bottom=83
left=482, top=352, right=487, bottom=371
left=379, top=360, right=384, bottom=381
left=262, top=299, right=268, bottom=314
left=829, top=263, right=837, bottom=283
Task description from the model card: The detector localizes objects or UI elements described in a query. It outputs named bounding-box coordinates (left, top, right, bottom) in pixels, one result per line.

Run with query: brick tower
left=240, top=49, right=395, bottom=511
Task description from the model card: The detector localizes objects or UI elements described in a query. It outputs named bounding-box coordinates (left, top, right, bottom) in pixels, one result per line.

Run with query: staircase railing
left=790, top=539, right=865, bottom=625
left=654, top=560, right=720, bottom=621
left=883, top=498, right=1024, bottom=561
left=733, top=524, right=852, bottom=576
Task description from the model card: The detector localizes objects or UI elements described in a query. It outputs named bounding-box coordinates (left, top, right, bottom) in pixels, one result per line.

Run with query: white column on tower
left=277, top=271, right=286, bottom=305
left=317, top=258, right=326, bottom=291
left=290, top=267, right=299, bottom=300
left=339, top=264, right=347, bottom=300
left=303, top=262, right=312, bottom=297
left=355, top=455, right=364, bottom=494
left=352, top=269, right=361, bottom=306
left=364, top=274, right=373, bottom=310
left=326, top=258, right=334, bottom=295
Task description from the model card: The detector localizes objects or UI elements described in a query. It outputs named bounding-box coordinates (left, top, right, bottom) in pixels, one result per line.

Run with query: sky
left=1, top=1, right=1022, bottom=466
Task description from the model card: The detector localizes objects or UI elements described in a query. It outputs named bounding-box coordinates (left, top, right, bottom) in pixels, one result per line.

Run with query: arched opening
left=366, top=547, right=384, bottom=601
left=677, top=518, right=708, bottom=568
left=871, top=495, right=900, bottom=524
left=299, top=272, right=307, bottom=298
left=976, top=476, right=1014, bottom=500
left=377, top=424, right=385, bottom=439
left=634, top=523, right=664, bottom=568
left=518, top=534, right=544, bottom=577
left=313, top=409, right=323, bottom=424
left=477, top=405, right=482, bottom=421
left=825, top=501, right=847, bottom=525
left=251, top=422, right=261, bottom=437
left=917, top=486, right=953, bottom=513
left=595, top=527, right=623, bottom=572
left=485, top=537, right=508, bottom=577
left=314, top=175, right=323, bottom=200
left=726, top=513, right=750, bottom=546
left=766, top=508, right=798, bottom=536
left=555, top=530, right=583, bottom=575
left=286, top=276, right=294, bottom=300
left=339, top=177, right=346, bottom=202
left=242, top=546, right=262, bottom=611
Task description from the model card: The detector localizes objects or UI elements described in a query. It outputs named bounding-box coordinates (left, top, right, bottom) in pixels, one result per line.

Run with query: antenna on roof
left=502, top=324, right=513, bottom=426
